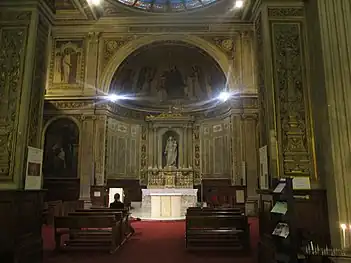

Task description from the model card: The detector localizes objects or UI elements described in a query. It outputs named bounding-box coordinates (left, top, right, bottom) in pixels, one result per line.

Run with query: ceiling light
left=89, top=0, right=102, bottom=6
left=218, top=91, right=231, bottom=102
left=105, top=94, right=119, bottom=102
left=234, top=0, right=244, bottom=9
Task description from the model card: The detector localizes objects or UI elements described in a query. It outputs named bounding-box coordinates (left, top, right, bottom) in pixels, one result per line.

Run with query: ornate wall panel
left=105, top=118, right=141, bottom=179
left=200, top=118, right=231, bottom=179
left=255, top=4, right=316, bottom=180
left=139, top=125, right=148, bottom=185
left=0, top=11, right=30, bottom=181
left=270, top=22, right=313, bottom=177
left=193, top=125, right=201, bottom=184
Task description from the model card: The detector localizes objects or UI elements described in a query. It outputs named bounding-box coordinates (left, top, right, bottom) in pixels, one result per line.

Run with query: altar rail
left=147, top=170, right=193, bottom=188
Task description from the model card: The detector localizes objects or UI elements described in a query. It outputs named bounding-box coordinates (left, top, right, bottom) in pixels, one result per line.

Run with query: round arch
left=41, top=115, right=81, bottom=148
left=99, top=34, right=233, bottom=94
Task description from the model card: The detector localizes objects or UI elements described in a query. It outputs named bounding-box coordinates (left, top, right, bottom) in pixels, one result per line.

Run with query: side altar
left=141, top=112, right=197, bottom=220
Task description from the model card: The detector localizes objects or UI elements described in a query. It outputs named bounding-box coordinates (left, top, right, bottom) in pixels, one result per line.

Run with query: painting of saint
left=53, top=41, right=83, bottom=85
left=43, top=118, right=79, bottom=178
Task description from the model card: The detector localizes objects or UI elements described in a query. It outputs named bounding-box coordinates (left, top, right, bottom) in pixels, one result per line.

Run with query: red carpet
left=43, top=218, right=258, bottom=263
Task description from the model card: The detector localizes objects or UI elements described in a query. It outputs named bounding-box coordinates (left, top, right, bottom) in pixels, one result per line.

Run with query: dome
left=115, top=0, right=219, bottom=12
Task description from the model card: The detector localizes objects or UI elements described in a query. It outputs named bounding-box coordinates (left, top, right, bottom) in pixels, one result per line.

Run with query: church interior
left=0, top=0, right=351, bottom=262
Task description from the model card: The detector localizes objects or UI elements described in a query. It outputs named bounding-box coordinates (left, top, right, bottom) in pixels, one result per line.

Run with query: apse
left=109, top=41, right=227, bottom=112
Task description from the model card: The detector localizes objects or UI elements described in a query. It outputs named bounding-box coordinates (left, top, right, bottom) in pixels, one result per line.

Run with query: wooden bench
left=73, top=209, right=133, bottom=236
left=185, top=208, right=250, bottom=252
left=54, top=215, right=122, bottom=254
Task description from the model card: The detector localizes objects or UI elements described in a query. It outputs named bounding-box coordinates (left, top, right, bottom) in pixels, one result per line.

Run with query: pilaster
left=306, top=0, right=351, bottom=247
left=241, top=113, right=259, bottom=198
left=84, top=32, right=100, bottom=95
left=0, top=1, right=53, bottom=189
left=254, top=1, right=316, bottom=183
left=94, top=115, right=106, bottom=186
left=79, top=115, right=94, bottom=200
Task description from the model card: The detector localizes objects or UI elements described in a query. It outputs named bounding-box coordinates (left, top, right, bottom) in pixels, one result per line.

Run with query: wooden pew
left=54, top=215, right=122, bottom=254
left=185, top=208, right=250, bottom=252
left=73, top=209, right=132, bottom=237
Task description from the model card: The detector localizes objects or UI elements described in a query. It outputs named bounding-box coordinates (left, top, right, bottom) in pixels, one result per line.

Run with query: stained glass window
left=116, top=0, right=218, bottom=12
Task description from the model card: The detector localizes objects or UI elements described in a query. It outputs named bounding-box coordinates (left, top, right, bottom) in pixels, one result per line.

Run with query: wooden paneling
left=43, top=178, right=80, bottom=201
left=0, top=190, right=45, bottom=263
left=90, top=185, right=109, bottom=207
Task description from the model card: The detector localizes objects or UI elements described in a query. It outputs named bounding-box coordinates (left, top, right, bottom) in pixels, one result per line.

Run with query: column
left=241, top=31, right=256, bottom=94
left=241, top=114, right=259, bottom=199
left=79, top=115, right=94, bottom=202
left=0, top=3, right=52, bottom=189
left=307, top=0, right=351, bottom=247
left=231, top=114, right=242, bottom=185
left=84, top=32, right=100, bottom=95
left=254, top=2, right=316, bottom=182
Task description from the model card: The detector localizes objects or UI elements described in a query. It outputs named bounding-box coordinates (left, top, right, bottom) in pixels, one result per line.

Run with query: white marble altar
left=142, top=188, right=197, bottom=220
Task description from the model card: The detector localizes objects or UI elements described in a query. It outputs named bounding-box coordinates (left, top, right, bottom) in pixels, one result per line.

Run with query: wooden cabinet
left=0, top=190, right=45, bottom=263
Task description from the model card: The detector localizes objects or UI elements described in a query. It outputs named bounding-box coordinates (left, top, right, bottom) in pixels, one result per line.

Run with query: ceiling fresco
left=109, top=41, right=227, bottom=112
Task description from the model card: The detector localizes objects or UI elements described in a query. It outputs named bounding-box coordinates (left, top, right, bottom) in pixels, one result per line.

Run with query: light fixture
left=105, top=94, right=119, bottom=102
left=89, top=0, right=102, bottom=6
left=341, top=223, right=347, bottom=230
left=218, top=91, right=231, bottom=102
left=234, top=0, right=244, bottom=9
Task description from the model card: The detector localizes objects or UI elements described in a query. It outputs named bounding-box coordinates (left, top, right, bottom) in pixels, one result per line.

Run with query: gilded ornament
left=0, top=28, right=27, bottom=179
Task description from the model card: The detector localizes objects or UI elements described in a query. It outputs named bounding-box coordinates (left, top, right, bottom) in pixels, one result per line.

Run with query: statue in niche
left=164, top=136, right=178, bottom=167
left=61, top=49, right=72, bottom=83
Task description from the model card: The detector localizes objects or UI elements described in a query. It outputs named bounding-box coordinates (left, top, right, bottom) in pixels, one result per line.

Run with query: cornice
left=51, top=20, right=254, bottom=35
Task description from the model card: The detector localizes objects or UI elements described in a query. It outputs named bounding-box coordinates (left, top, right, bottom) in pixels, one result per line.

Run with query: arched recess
left=42, top=117, right=80, bottom=178
left=99, top=34, right=234, bottom=94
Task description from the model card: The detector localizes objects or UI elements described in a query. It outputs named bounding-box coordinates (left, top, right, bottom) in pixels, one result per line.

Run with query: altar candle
left=341, top=224, right=347, bottom=248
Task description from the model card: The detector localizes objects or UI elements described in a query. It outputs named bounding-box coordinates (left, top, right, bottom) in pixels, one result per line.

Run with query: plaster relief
left=0, top=27, right=27, bottom=180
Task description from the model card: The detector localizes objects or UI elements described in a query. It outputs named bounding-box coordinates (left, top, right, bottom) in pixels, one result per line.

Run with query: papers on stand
left=271, top=201, right=288, bottom=214
left=273, top=182, right=286, bottom=193
left=272, top=222, right=290, bottom=238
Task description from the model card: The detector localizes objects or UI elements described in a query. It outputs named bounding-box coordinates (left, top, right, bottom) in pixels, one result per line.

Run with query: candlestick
left=341, top=223, right=347, bottom=249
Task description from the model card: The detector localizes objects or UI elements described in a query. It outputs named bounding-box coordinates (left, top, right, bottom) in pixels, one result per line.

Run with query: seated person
left=110, top=193, right=125, bottom=209
left=110, top=193, right=136, bottom=235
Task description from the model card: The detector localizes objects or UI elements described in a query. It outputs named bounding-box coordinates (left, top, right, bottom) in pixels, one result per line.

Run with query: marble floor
left=129, top=202, right=185, bottom=221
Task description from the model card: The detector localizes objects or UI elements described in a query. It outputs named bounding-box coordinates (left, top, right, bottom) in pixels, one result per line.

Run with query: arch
left=42, top=117, right=80, bottom=178
left=42, top=115, right=81, bottom=148
left=99, top=34, right=233, bottom=94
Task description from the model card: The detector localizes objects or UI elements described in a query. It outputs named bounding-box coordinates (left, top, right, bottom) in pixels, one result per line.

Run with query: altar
left=142, top=188, right=198, bottom=220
